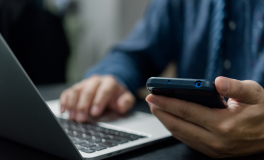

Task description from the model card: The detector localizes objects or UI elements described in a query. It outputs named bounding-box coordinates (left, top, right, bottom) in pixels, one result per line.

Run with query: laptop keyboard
left=57, top=118, right=147, bottom=154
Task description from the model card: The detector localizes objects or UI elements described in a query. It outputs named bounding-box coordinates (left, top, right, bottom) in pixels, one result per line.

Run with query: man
left=60, top=0, right=264, bottom=158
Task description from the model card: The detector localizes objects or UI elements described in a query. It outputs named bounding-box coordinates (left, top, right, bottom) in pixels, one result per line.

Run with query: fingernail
left=146, top=95, right=156, bottom=105
left=76, top=112, right=86, bottom=121
left=91, top=105, right=100, bottom=116
left=219, top=78, right=230, bottom=93
left=69, top=110, right=76, bottom=120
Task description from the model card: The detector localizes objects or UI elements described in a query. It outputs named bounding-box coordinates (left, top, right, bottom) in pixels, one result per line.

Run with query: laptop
left=0, top=34, right=171, bottom=160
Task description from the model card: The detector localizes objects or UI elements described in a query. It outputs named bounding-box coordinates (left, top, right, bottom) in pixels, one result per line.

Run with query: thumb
left=215, top=76, right=263, bottom=104
left=116, top=91, right=135, bottom=114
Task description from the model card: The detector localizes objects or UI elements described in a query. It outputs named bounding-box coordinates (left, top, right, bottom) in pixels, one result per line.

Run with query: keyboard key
left=72, top=138, right=86, bottom=144
left=109, top=130, right=115, bottom=135
left=114, top=132, right=140, bottom=141
left=84, top=124, right=92, bottom=130
left=90, top=136, right=102, bottom=143
left=108, top=138, right=129, bottom=144
left=90, top=145, right=107, bottom=151
left=79, top=142, right=96, bottom=148
left=128, top=135, right=139, bottom=141
left=98, top=141, right=118, bottom=147
left=76, top=133, right=92, bottom=140
left=80, top=148, right=95, bottom=153
left=75, top=145, right=85, bottom=150
left=104, top=129, right=110, bottom=134
left=74, top=140, right=85, bottom=144
left=70, top=137, right=80, bottom=142
left=68, top=130, right=81, bottom=137
left=103, top=135, right=114, bottom=140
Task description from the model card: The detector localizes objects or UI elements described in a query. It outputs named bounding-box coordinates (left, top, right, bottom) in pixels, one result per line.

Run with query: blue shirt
left=85, top=0, right=264, bottom=95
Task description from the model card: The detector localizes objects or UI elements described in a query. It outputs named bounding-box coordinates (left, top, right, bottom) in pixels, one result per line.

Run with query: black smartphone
left=146, top=77, right=226, bottom=108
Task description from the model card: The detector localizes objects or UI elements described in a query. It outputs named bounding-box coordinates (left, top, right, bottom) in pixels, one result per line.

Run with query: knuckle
left=234, top=81, right=243, bottom=97
left=111, top=81, right=119, bottom=89
left=83, top=88, right=94, bottom=97
left=178, top=102, right=191, bottom=119
left=216, top=122, right=233, bottom=135
left=239, top=80, right=263, bottom=104
left=167, top=122, right=180, bottom=133
left=70, top=87, right=79, bottom=95
left=101, top=86, right=114, bottom=95
left=77, top=103, right=87, bottom=112
left=83, top=75, right=102, bottom=85
left=83, top=93, right=93, bottom=102
left=105, top=75, right=119, bottom=86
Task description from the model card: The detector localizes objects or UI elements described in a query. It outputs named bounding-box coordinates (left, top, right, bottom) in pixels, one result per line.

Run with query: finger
left=90, top=76, right=119, bottom=117
left=215, top=76, right=263, bottom=104
left=116, top=91, right=135, bottom=114
left=67, top=88, right=80, bottom=110
left=146, top=94, right=215, bottom=129
left=149, top=103, right=214, bottom=144
left=75, top=77, right=101, bottom=122
left=66, top=86, right=81, bottom=120
left=69, top=109, right=76, bottom=120
left=60, top=90, right=68, bottom=113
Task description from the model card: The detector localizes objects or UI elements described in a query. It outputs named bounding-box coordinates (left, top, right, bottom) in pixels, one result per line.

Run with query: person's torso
left=173, top=0, right=264, bottom=85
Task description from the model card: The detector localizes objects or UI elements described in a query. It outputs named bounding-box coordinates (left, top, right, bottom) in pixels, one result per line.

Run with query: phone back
left=146, top=77, right=226, bottom=109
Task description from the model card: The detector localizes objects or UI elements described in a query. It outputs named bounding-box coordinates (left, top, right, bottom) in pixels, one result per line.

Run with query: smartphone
left=146, top=77, right=226, bottom=108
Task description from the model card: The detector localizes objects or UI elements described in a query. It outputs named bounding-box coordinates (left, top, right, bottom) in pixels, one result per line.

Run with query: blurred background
left=0, top=0, right=175, bottom=98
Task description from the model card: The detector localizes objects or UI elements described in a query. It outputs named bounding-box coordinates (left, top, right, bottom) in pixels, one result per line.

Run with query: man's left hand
left=146, top=76, right=264, bottom=158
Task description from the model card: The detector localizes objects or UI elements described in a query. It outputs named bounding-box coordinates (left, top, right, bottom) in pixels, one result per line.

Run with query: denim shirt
left=85, top=0, right=264, bottom=95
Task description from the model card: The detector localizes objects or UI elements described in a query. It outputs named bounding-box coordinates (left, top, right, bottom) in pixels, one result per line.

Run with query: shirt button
left=229, top=21, right=236, bottom=30
left=224, top=59, right=231, bottom=70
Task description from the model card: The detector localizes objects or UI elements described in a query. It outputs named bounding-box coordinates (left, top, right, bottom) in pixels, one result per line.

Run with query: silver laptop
left=0, top=34, right=171, bottom=160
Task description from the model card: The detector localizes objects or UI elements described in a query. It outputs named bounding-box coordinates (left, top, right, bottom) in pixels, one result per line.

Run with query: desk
left=0, top=84, right=263, bottom=160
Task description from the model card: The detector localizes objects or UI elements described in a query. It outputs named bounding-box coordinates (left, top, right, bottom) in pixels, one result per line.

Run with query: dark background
left=0, top=0, right=69, bottom=84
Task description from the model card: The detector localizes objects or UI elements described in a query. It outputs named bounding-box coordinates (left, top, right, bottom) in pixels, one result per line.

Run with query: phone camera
left=195, top=81, right=202, bottom=87
left=167, top=80, right=171, bottom=84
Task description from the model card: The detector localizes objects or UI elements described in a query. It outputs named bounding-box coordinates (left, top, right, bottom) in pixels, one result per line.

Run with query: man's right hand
left=60, top=75, right=135, bottom=122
